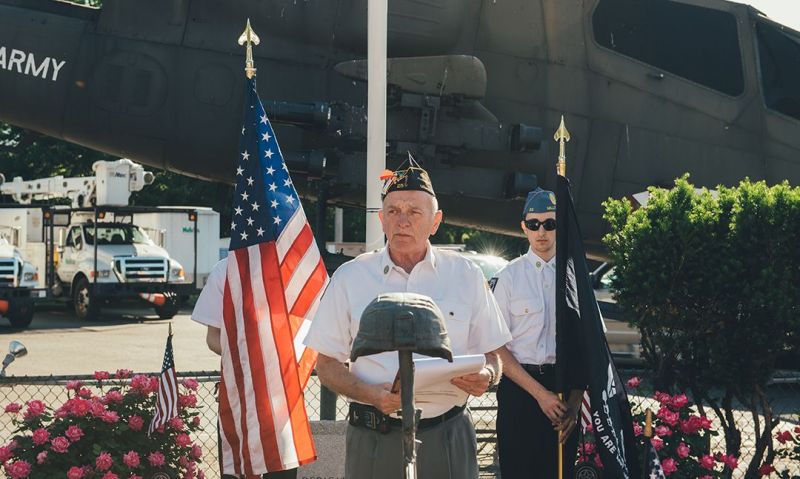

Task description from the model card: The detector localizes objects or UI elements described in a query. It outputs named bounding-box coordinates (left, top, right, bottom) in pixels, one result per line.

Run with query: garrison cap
left=380, top=153, right=435, bottom=199
left=523, top=187, right=556, bottom=216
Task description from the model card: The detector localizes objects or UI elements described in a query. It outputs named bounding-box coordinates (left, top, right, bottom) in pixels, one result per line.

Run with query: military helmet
left=350, top=292, right=453, bottom=362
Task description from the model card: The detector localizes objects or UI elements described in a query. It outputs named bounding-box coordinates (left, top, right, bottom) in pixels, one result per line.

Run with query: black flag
left=555, top=174, right=641, bottom=479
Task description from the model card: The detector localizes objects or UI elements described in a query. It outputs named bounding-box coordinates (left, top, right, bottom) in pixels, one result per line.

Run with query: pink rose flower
left=650, top=436, right=664, bottom=451
left=680, top=415, right=703, bottom=435
left=699, top=476, right=712, bottom=479
left=77, top=388, right=93, bottom=398
left=128, top=415, right=144, bottom=431
left=699, top=416, right=712, bottom=429
left=668, top=394, right=689, bottom=410
left=581, top=442, right=596, bottom=455
left=35, top=451, right=47, bottom=464
left=722, top=454, right=739, bottom=470
left=178, top=394, right=197, bottom=408
left=65, top=380, right=82, bottom=391
left=676, top=442, right=690, bottom=459
left=593, top=454, right=604, bottom=469
left=102, top=411, right=120, bottom=423
left=700, top=454, right=715, bottom=470
left=182, top=378, right=199, bottom=391
left=626, top=376, right=641, bottom=389
left=759, top=464, right=776, bottom=476
left=176, top=433, right=192, bottom=448
left=68, top=398, right=91, bottom=417
left=23, top=400, right=46, bottom=419
left=197, top=471, right=205, bottom=479
left=655, top=425, right=672, bottom=437
left=191, top=444, right=202, bottom=459
left=96, top=452, right=113, bottom=471
left=633, top=423, right=643, bottom=436
left=122, top=451, right=140, bottom=468
left=31, top=428, right=50, bottom=445
left=661, top=457, right=677, bottom=475
left=584, top=423, right=593, bottom=433
left=4, top=460, right=32, bottom=479
left=776, top=431, right=793, bottom=444
left=654, top=391, right=671, bottom=404
left=168, top=417, right=185, bottom=430
left=65, top=425, right=84, bottom=442
left=4, top=403, right=22, bottom=413
left=148, top=452, right=166, bottom=467
left=656, top=406, right=680, bottom=427
left=6, top=461, right=31, bottom=479
left=148, top=377, right=160, bottom=392
left=67, top=466, right=84, bottom=479
left=94, top=370, right=110, bottom=380
left=104, top=391, right=124, bottom=404
left=90, top=401, right=106, bottom=418
left=0, top=443, right=16, bottom=462
left=50, top=436, right=70, bottom=453
left=114, top=368, right=132, bottom=379
left=101, top=473, right=118, bottom=479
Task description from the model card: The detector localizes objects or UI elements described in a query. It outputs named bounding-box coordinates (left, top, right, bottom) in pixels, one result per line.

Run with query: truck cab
left=57, top=220, right=186, bottom=320
left=0, top=231, right=40, bottom=328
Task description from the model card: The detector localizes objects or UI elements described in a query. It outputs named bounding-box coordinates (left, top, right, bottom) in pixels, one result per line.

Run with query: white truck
left=1, top=159, right=215, bottom=322
left=0, top=206, right=49, bottom=328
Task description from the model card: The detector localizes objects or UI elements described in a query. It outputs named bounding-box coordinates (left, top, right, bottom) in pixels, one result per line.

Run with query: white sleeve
left=490, top=268, right=512, bottom=330
left=190, top=259, right=226, bottom=328
left=303, top=271, right=353, bottom=363
left=467, top=266, right=512, bottom=354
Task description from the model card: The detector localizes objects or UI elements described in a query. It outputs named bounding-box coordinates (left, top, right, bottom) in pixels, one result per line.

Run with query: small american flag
left=218, top=76, right=326, bottom=475
left=580, top=389, right=592, bottom=430
left=645, top=444, right=667, bottom=479
left=148, top=330, right=178, bottom=435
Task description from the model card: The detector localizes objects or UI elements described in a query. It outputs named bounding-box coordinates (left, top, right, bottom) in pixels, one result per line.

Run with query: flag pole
left=643, top=409, right=654, bottom=474
left=365, top=0, right=388, bottom=252
left=554, top=115, right=571, bottom=479
left=168, top=322, right=172, bottom=337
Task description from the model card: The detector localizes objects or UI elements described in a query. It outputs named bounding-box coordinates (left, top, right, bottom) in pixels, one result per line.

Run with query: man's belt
left=522, top=363, right=555, bottom=376
left=348, top=403, right=465, bottom=434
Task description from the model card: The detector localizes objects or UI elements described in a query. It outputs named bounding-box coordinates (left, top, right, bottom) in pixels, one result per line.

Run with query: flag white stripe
left=219, top=316, right=242, bottom=474
left=284, top=243, right=320, bottom=311
left=276, top=209, right=306, bottom=262
left=248, top=244, right=298, bottom=467
left=226, top=255, right=267, bottom=473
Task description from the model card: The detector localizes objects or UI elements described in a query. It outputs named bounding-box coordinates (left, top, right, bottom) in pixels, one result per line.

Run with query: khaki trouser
left=345, top=409, right=478, bottom=479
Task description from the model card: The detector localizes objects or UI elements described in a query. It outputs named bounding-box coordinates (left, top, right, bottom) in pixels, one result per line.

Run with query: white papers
left=394, top=354, right=485, bottom=403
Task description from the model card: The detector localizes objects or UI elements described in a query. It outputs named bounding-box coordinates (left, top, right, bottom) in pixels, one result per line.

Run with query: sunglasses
left=524, top=218, right=556, bottom=231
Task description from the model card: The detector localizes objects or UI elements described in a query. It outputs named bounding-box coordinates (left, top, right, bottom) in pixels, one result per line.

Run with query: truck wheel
left=7, top=300, right=34, bottom=328
left=73, top=276, right=101, bottom=321
left=154, top=297, right=180, bottom=320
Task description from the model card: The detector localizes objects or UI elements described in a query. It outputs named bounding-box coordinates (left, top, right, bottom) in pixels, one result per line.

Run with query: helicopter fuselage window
left=756, top=22, right=800, bottom=121
left=592, top=0, right=744, bottom=96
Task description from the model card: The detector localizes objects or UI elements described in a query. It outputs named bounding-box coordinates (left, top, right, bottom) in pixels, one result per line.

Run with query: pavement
left=0, top=304, right=220, bottom=377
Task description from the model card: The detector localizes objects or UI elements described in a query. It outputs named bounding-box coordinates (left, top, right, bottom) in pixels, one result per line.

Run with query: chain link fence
left=0, top=370, right=797, bottom=478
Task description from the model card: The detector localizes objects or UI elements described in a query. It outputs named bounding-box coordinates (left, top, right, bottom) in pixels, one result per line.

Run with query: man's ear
left=378, top=209, right=384, bottom=225
left=431, top=210, right=443, bottom=235
left=520, top=220, right=527, bottom=235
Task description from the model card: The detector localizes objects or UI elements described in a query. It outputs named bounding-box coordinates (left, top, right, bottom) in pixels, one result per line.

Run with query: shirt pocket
left=435, top=300, right=472, bottom=355
left=508, top=297, right=545, bottom=336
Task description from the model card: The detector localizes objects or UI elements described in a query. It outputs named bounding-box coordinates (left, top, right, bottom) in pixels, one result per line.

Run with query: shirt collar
left=380, top=242, right=437, bottom=280
left=525, top=249, right=555, bottom=271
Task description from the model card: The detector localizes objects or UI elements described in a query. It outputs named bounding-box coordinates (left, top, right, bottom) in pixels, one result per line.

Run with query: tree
left=603, top=176, right=800, bottom=478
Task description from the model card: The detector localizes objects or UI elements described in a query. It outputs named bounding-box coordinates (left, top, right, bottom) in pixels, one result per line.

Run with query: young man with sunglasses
left=489, top=188, right=581, bottom=478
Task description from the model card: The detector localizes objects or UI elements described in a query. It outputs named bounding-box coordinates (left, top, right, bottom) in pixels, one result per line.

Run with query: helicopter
left=1, top=0, right=798, bottom=254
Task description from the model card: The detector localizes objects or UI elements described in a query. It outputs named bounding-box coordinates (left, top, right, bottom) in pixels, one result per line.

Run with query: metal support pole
left=399, top=350, right=418, bottom=479
left=365, top=0, right=387, bottom=252
left=334, top=207, right=343, bottom=243
left=314, top=181, right=338, bottom=420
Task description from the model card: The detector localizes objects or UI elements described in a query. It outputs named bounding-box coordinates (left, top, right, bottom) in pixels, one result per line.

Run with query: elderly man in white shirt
left=304, top=160, right=511, bottom=479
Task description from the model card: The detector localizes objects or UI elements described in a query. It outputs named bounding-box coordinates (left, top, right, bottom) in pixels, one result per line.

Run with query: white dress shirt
left=492, top=249, right=557, bottom=365
left=304, top=243, right=512, bottom=418
left=191, top=258, right=227, bottom=328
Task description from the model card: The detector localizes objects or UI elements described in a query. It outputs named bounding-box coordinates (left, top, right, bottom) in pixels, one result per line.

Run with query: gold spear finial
left=644, top=409, right=653, bottom=438
left=554, top=115, right=571, bottom=177
left=168, top=322, right=173, bottom=337
left=238, top=19, right=261, bottom=79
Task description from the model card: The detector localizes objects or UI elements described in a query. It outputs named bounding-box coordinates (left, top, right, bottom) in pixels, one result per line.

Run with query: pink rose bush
left=578, top=377, right=735, bottom=477
left=765, top=418, right=800, bottom=477
left=1, top=371, right=204, bottom=478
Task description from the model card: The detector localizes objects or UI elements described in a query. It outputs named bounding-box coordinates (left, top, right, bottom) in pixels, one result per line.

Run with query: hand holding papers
left=392, top=354, right=486, bottom=403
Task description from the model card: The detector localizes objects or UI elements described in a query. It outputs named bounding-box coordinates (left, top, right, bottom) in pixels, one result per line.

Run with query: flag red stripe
left=279, top=225, right=313, bottom=285
left=288, top=259, right=327, bottom=335
left=235, top=248, right=282, bottom=471
left=222, top=277, right=251, bottom=475
left=218, top=379, right=241, bottom=476
left=297, top=347, right=318, bottom=391
left=261, top=242, right=317, bottom=464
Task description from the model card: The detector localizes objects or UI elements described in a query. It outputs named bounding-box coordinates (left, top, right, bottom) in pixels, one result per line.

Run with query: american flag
left=218, top=76, right=327, bottom=475
left=580, top=389, right=592, bottom=431
left=148, top=331, right=178, bottom=435
left=645, top=444, right=667, bottom=479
